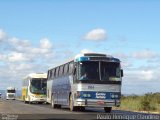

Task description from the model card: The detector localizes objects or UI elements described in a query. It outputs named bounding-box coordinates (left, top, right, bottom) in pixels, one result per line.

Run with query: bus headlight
left=111, top=94, right=119, bottom=99
left=111, top=94, right=115, bottom=98
left=83, top=93, right=91, bottom=98
left=114, top=94, right=118, bottom=98
left=31, top=95, right=36, bottom=98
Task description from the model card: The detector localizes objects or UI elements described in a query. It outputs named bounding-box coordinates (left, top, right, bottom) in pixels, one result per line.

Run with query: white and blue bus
left=47, top=53, right=123, bottom=112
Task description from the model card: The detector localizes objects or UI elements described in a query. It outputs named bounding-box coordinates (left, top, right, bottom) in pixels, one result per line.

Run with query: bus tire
left=104, top=107, right=112, bottom=113
left=57, top=104, right=61, bottom=109
left=69, top=94, right=76, bottom=111
left=23, top=98, right=27, bottom=104
left=28, top=97, right=31, bottom=104
left=51, top=95, right=56, bottom=108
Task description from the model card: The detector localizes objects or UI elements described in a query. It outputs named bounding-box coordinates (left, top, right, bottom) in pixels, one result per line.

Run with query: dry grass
left=117, top=93, right=160, bottom=113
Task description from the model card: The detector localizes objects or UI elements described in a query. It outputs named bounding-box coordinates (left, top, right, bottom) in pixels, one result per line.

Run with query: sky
left=0, top=0, right=160, bottom=95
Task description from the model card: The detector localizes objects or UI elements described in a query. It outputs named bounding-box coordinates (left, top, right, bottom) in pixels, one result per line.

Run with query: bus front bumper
left=30, top=97, right=46, bottom=102
left=75, top=99, right=120, bottom=107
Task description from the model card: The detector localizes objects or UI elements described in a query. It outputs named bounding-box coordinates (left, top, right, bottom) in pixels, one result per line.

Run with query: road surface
left=0, top=99, right=159, bottom=120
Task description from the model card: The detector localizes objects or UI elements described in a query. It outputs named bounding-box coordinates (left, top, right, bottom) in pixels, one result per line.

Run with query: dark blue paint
left=78, top=91, right=120, bottom=100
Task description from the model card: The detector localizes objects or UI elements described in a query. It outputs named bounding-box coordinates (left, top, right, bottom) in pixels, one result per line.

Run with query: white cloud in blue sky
left=132, top=49, right=158, bottom=59
left=0, top=29, right=7, bottom=44
left=83, top=28, right=107, bottom=41
left=0, top=0, right=160, bottom=94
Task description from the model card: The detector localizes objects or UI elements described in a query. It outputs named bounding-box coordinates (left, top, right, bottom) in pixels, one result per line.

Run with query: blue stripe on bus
left=76, top=57, right=90, bottom=62
left=76, top=57, right=120, bottom=62
left=112, top=58, right=120, bottom=62
left=78, top=91, right=120, bottom=100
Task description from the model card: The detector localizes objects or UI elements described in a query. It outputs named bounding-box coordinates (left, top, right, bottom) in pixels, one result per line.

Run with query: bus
left=6, top=87, right=16, bottom=100
left=47, top=53, right=123, bottom=112
left=22, top=73, right=47, bottom=104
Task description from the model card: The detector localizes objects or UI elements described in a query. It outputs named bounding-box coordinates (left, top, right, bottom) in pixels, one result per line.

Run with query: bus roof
left=24, top=73, right=47, bottom=79
left=48, top=52, right=120, bottom=70
left=74, top=53, right=120, bottom=62
left=7, top=87, right=15, bottom=90
left=74, top=53, right=113, bottom=59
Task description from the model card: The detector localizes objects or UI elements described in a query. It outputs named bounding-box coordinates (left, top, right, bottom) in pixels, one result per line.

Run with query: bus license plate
left=97, top=101, right=104, bottom=104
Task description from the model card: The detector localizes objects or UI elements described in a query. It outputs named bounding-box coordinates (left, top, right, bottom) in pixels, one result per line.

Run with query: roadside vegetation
left=117, top=92, right=160, bottom=113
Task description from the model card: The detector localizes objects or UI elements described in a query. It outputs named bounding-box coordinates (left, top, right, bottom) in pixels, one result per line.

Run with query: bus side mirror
left=121, top=69, right=123, bottom=77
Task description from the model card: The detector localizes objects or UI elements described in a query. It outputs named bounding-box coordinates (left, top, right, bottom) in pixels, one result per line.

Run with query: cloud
left=132, top=49, right=158, bottom=59
left=8, top=52, right=29, bottom=62
left=0, top=29, right=57, bottom=89
left=40, top=38, right=52, bottom=49
left=121, top=61, right=132, bottom=68
left=80, top=49, right=93, bottom=54
left=122, top=67, right=160, bottom=94
left=0, top=29, right=7, bottom=41
left=74, top=49, right=93, bottom=59
left=0, top=54, right=6, bottom=61
left=83, top=28, right=107, bottom=41
left=9, top=37, right=30, bottom=48
left=113, top=53, right=129, bottom=60
left=124, top=67, right=160, bottom=82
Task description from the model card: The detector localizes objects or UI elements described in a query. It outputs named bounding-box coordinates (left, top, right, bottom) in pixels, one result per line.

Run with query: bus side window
left=59, top=65, right=64, bottom=77
left=54, top=68, right=57, bottom=78
left=48, top=71, right=51, bottom=80
left=64, top=64, right=69, bottom=75
left=50, top=70, right=52, bottom=79
left=62, top=65, right=65, bottom=76
left=47, top=71, right=50, bottom=80
left=56, top=67, right=60, bottom=77
left=69, top=62, right=73, bottom=74
left=51, top=69, right=55, bottom=79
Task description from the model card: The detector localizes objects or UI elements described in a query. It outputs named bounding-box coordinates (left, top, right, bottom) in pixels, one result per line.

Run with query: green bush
left=139, top=93, right=157, bottom=111
left=120, top=92, right=160, bottom=112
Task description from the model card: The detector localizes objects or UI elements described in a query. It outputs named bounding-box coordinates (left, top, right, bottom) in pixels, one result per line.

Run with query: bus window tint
left=30, top=79, right=47, bottom=94
left=101, top=62, right=120, bottom=81
left=79, top=61, right=99, bottom=80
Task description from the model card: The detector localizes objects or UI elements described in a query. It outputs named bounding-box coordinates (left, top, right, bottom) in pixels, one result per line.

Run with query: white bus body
left=22, top=73, right=47, bottom=104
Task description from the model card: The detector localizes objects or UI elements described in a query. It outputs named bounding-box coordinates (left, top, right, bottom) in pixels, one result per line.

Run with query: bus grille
left=8, top=94, right=14, bottom=98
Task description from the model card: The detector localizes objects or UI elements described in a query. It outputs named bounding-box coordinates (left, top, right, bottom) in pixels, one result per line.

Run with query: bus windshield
left=7, top=90, right=15, bottom=93
left=79, top=61, right=99, bottom=80
left=30, top=78, right=47, bottom=95
left=101, top=62, right=120, bottom=81
left=78, top=61, right=120, bottom=82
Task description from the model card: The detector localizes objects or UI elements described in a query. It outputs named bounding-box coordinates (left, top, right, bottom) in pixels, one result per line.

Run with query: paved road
left=0, top=99, right=159, bottom=120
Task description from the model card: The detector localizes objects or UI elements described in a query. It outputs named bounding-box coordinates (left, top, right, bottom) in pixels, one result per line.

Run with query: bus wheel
left=57, top=104, right=61, bottom=109
left=104, top=107, right=112, bottom=113
left=24, top=99, right=27, bottom=104
left=29, top=101, right=32, bottom=104
left=51, top=95, right=56, bottom=108
left=69, top=94, right=76, bottom=111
